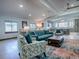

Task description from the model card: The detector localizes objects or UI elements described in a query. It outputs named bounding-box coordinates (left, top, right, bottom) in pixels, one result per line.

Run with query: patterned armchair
left=18, top=34, right=47, bottom=59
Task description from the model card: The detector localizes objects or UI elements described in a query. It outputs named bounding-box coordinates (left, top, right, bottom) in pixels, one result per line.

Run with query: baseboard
left=0, top=37, right=17, bottom=41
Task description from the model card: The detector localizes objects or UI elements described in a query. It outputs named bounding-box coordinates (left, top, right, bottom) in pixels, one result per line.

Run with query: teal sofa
left=29, top=30, right=53, bottom=41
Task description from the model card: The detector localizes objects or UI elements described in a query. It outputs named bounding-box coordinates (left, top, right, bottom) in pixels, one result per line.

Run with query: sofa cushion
left=31, top=30, right=53, bottom=41
left=34, top=30, right=45, bottom=36
left=44, top=30, right=52, bottom=34
left=41, top=31, right=45, bottom=35
left=38, top=34, right=52, bottom=40
left=29, top=31, right=35, bottom=35
left=46, top=34, right=53, bottom=37
left=24, top=33, right=32, bottom=44
left=34, top=31, right=40, bottom=36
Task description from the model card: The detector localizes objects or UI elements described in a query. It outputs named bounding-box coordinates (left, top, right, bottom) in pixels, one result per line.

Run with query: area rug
left=31, top=43, right=79, bottom=59
left=31, top=35, right=79, bottom=59
left=45, top=38, right=79, bottom=59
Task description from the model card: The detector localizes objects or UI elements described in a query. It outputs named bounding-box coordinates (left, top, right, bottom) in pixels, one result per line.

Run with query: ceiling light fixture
left=19, top=5, right=23, bottom=8
left=29, top=14, right=31, bottom=16
left=42, top=14, right=46, bottom=17
left=71, top=4, right=74, bottom=7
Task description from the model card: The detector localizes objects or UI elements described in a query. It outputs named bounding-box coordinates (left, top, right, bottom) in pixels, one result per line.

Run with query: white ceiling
left=0, top=0, right=78, bottom=19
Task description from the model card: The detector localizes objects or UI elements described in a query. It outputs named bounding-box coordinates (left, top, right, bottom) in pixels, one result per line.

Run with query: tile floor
left=0, top=39, right=20, bottom=59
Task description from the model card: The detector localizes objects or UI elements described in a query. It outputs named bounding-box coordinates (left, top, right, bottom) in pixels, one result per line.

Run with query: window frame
left=5, top=21, right=18, bottom=33
left=55, top=21, right=74, bottom=28
left=30, top=23, right=36, bottom=29
left=58, top=22, right=68, bottom=28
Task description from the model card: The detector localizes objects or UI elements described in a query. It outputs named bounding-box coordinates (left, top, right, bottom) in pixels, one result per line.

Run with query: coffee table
left=48, top=36, right=64, bottom=47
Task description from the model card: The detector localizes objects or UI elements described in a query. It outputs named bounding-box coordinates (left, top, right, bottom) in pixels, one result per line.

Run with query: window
left=69, top=21, right=74, bottom=28
left=55, top=21, right=74, bottom=28
left=55, top=23, right=58, bottom=28
left=5, top=22, right=18, bottom=33
left=59, top=22, right=68, bottom=27
left=30, top=24, right=36, bottom=29
left=48, top=23, right=52, bottom=28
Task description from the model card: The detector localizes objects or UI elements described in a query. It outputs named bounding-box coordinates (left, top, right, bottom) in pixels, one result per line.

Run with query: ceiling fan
left=67, top=0, right=79, bottom=9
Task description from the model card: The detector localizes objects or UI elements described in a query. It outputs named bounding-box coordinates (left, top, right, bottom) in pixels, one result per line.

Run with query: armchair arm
left=31, top=35, right=38, bottom=37
left=31, top=35, right=38, bottom=40
left=48, top=32, right=53, bottom=34
left=21, top=41, right=47, bottom=59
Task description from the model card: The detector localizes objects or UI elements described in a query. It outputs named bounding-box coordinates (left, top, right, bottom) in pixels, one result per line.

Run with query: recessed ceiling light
left=29, top=14, right=31, bottom=16
left=19, top=5, right=23, bottom=8
left=42, top=14, right=46, bottom=17
left=71, top=4, right=74, bottom=7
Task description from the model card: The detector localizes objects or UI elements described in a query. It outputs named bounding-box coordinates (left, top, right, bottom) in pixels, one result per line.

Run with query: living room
left=0, top=0, right=79, bottom=59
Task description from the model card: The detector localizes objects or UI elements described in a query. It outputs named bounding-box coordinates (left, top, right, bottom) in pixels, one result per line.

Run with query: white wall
left=0, top=16, right=28, bottom=39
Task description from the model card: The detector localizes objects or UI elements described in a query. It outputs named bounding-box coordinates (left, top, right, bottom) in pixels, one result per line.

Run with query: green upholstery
left=44, top=30, right=53, bottom=34
left=25, top=30, right=53, bottom=41
left=24, top=33, right=32, bottom=44
left=38, top=34, right=52, bottom=39
left=23, top=30, right=53, bottom=43
left=29, top=31, right=35, bottom=35
left=34, top=31, right=45, bottom=36
left=45, top=30, right=50, bottom=34
left=30, top=30, right=53, bottom=41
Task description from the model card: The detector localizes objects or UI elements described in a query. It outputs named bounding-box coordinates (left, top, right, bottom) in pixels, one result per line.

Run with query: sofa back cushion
left=29, top=31, right=35, bottom=36
left=34, top=31, right=39, bottom=36
left=44, top=30, right=50, bottom=34
left=39, top=30, right=45, bottom=35
left=24, top=33, right=32, bottom=44
left=34, top=30, right=45, bottom=36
